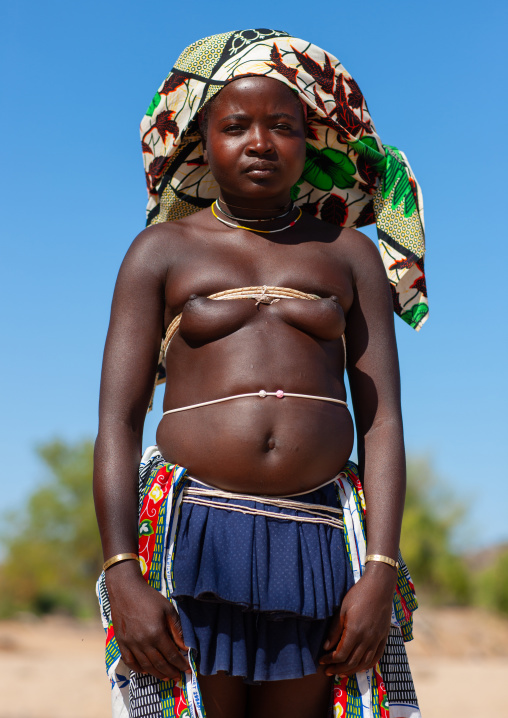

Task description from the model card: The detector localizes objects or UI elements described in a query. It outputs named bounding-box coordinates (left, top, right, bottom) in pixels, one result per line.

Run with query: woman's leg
left=248, top=668, right=333, bottom=718
left=198, top=671, right=248, bottom=718
left=198, top=668, right=332, bottom=718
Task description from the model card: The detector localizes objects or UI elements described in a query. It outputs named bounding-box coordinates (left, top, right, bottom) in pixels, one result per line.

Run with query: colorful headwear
left=141, top=29, right=427, bottom=331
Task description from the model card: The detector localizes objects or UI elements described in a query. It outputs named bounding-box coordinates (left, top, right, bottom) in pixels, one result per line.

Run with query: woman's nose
left=245, top=128, right=275, bottom=155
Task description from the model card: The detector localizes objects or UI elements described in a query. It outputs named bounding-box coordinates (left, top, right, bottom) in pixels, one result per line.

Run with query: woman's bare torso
left=155, top=215, right=355, bottom=496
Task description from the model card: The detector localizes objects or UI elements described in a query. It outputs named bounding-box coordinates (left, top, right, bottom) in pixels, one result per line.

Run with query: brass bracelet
left=365, top=553, right=399, bottom=570
left=103, top=552, right=140, bottom=571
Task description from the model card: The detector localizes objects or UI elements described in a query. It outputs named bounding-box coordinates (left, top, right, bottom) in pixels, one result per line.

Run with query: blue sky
left=1, top=0, right=507, bottom=548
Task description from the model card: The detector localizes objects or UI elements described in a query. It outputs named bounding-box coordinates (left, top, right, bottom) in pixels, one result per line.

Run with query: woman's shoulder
left=130, top=210, right=207, bottom=249
left=303, top=214, right=383, bottom=270
left=336, top=226, right=381, bottom=259
left=121, top=210, right=208, bottom=271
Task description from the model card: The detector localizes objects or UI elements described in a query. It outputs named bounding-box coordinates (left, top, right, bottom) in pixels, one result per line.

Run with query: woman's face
left=204, top=76, right=307, bottom=208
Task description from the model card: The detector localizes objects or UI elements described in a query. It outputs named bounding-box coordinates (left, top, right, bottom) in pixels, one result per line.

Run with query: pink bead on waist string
left=258, top=389, right=284, bottom=398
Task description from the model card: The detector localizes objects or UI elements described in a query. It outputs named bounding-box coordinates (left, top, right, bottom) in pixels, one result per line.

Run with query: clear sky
left=1, top=0, right=507, bottom=548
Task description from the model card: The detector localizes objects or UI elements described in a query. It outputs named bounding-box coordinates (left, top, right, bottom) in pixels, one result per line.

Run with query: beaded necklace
left=211, top=201, right=302, bottom=234
left=216, top=197, right=295, bottom=222
left=218, top=198, right=293, bottom=212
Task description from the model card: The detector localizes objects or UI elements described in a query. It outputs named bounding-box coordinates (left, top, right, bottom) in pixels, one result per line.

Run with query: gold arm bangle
left=365, top=554, right=399, bottom=570
left=103, top=552, right=140, bottom=571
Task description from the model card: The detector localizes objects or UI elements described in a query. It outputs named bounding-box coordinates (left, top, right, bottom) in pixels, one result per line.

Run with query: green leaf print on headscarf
left=146, top=92, right=162, bottom=117
left=302, top=144, right=356, bottom=191
left=382, top=146, right=417, bottom=218
left=401, top=302, right=428, bottom=328
left=350, top=136, right=386, bottom=172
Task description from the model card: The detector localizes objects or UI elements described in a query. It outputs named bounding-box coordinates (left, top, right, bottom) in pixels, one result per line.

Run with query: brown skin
left=94, top=77, right=405, bottom=717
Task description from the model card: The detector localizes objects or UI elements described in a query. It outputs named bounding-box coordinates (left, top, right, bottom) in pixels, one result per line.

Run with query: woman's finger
left=346, top=644, right=380, bottom=675
left=124, top=646, right=174, bottom=682
left=320, top=616, right=359, bottom=665
left=325, top=631, right=389, bottom=676
left=166, top=606, right=188, bottom=652
left=323, top=643, right=366, bottom=677
left=118, top=645, right=146, bottom=675
left=118, top=625, right=190, bottom=680
left=126, top=642, right=188, bottom=682
left=144, top=645, right=189, bottom=680
left=365, top=635, right=389, bottom=672
left=350, top=630, right=389, bottom=674
left=322, top=609, right=344, bottom=651
left=154, top=637, right=190, bottom=674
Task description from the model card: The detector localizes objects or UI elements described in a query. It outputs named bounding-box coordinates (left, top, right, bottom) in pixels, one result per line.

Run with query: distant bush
left=473, top=548, right=508, bottom=616
left=0, top=439, right=102, bottom=618
left=400, top=457, right=472, bottom=605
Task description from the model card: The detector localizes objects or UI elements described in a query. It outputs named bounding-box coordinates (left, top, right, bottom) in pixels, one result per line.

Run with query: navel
left=265, top=435, right=277, bottom=452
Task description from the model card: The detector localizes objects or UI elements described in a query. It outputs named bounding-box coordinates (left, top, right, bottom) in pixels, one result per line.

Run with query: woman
left=95, top=29, right=426, bottom=718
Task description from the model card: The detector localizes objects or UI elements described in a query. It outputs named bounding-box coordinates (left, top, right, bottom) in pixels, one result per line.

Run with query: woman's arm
left=321, top=229, right=405, bottom=676
left=94, top=226, right=189, bottom=680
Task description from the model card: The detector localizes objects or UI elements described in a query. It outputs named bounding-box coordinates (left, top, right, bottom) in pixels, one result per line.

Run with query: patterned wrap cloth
left=97, top=448, right=421, bottom=718
left=141, top=29, right=427, bottom=340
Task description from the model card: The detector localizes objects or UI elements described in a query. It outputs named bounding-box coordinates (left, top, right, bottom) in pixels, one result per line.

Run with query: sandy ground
left=405, top=606, right=508, bottom=717
left=0, top=606, right=507, bottom=717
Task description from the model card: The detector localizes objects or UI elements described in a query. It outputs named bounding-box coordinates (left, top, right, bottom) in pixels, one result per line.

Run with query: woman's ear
left=198, top=117, right=208, bottom=161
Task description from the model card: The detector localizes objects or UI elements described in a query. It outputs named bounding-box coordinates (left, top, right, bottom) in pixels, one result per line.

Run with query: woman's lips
left=244, top=162, right=276, bottom=175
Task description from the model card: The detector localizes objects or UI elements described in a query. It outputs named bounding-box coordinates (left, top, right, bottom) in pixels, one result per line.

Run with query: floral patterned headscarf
left=141, top=29, right=427, bottom=331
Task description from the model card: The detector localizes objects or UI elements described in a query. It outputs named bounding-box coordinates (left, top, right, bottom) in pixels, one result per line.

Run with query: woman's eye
left=223, top=124, right=243, bottom=132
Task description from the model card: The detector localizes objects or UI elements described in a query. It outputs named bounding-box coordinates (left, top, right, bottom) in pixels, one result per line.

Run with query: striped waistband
left=182, top=480, right=344, bottom=530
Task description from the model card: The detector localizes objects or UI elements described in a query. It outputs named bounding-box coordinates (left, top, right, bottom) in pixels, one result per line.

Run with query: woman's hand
left=106, top=561, right=190, bottom=681
left=319, top=563, right=396, bottom=676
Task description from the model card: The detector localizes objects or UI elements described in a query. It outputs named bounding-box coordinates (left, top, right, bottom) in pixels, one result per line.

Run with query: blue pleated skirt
left=172, top=480, right=354, bottom=683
